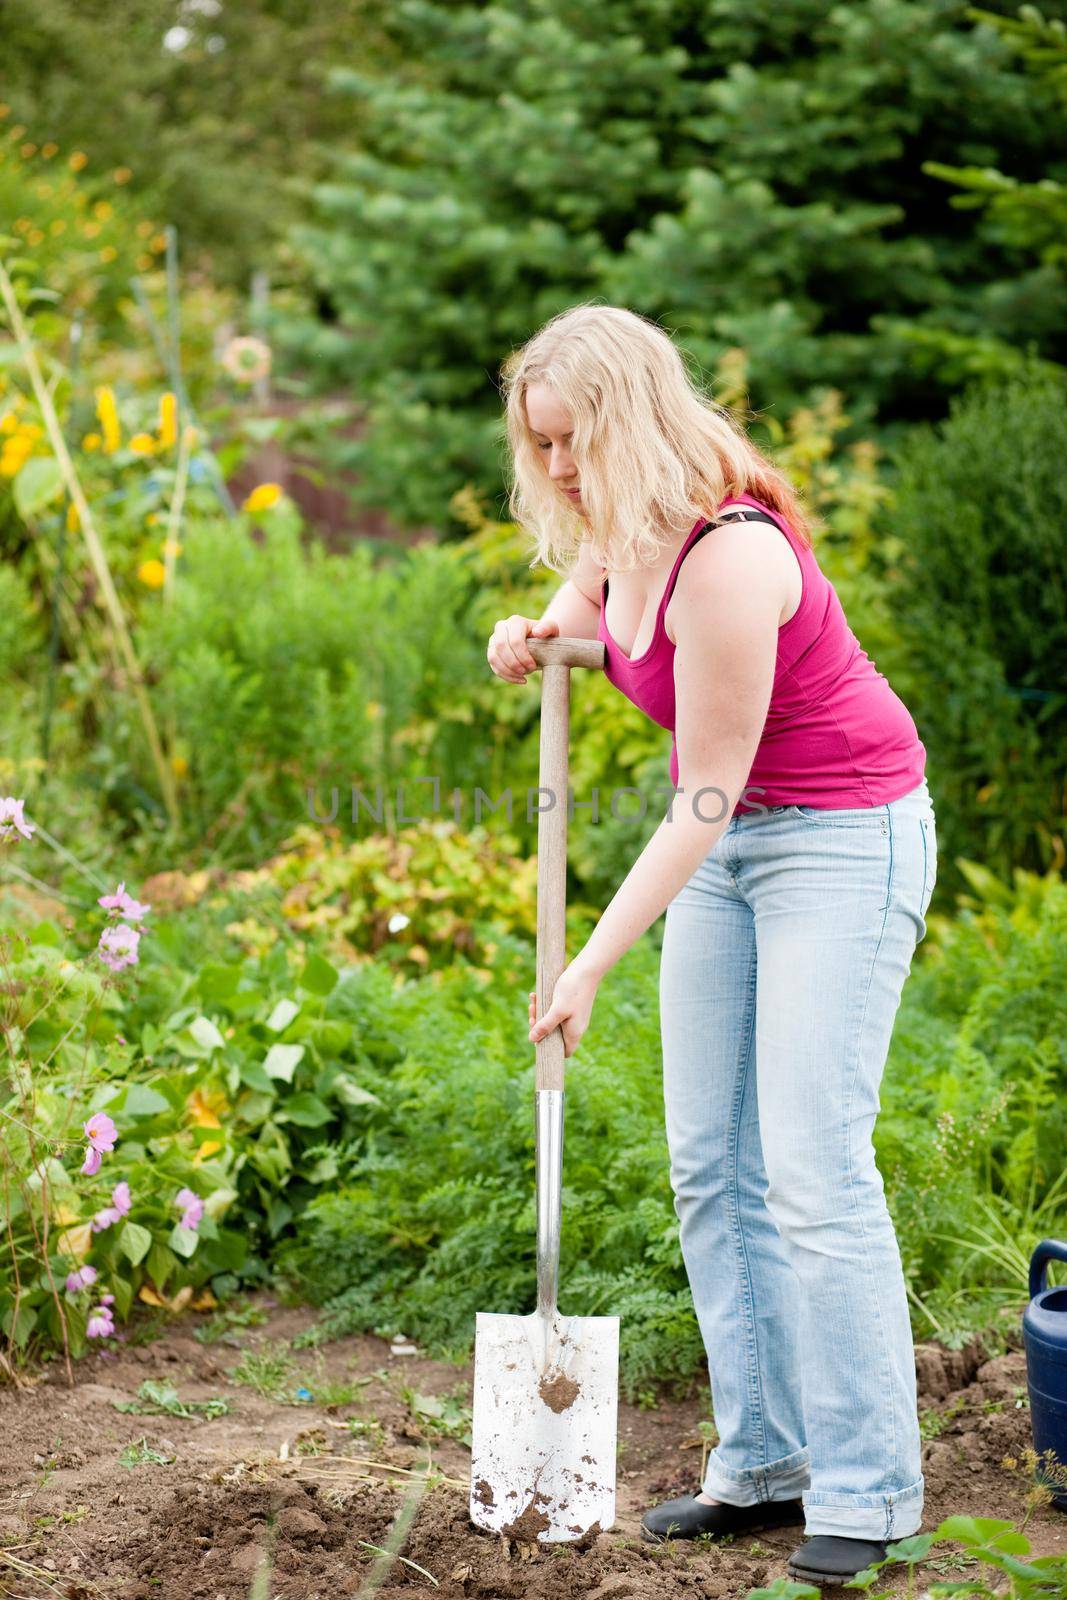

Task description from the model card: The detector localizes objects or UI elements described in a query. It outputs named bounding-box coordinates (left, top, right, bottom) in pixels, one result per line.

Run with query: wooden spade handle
left=527, top=635, right=606, bottom=1091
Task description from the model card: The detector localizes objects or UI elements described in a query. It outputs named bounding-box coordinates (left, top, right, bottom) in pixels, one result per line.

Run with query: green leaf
left=936, top=1517, right=1015, bottom=1546
left=1, top=1300, right=38, bottom=1348
left=145, top=1241, right=176, bottom=1291
left=266, top=999, right=300, bottom=1033
left=189, top=1016, right=225, bottom=1053
left=13, top=456, right=63, bottom=519
left=169, top=1223, right=200, bottom=1259
left=299, top=954, right=338, bottom=996
left=198, top=963, right=241, bottom=1002
left=333, top=1075, right=381, bottom=1108
left=238, top=1056, right=274, bottom=1094
left=275, top=1092, right=331, bottom=1127
left=267, top=1197, right=294, bottom=1237
left=120, top=1221, right=153, bottom=1266
left=263, top=1043, right=304, bottom=1082
left=121, top=1083, right=170, bottom=1117
left=885, top=1534, right=935, bottom=1561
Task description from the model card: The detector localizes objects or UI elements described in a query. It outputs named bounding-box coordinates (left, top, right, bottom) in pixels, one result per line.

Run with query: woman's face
left=525, top=383, right=585, bottom=513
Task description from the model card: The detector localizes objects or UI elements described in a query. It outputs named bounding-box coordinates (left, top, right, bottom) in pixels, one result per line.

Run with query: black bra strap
left=661, top=508, right=783, bottom=608
left=602, top=509, right=782, bottom=599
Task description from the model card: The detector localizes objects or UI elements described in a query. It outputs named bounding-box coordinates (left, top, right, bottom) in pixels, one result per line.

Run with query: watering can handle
left=527, top=635, right=605, bottom=1094
left=1029, top=1239, right=1067, bottom=1299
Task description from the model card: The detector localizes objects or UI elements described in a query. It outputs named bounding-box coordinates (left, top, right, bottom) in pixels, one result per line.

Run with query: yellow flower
left=171, top=753, right=190, bottom=779
left=0, top=410, right=19, bottom=435
left=94, top=385, right=121, bottom=453
left=0, top=436, right=33, bottom=475
left=135, top=253, right=154, bottom=271
left=41, top=141, right=58, bottom=158
left=129, top=432, right=156, bottom=455
left=187, top=1084, right=225, bottom=1126
left=162, top=538, right=183, bottom=559
left=137, top=558, right=166, bottom=589
left=68, top=150, right=88, bottom=172
left=242, top=482, right=284, bottom=514
left=20, top=142, right=36, bottom=159
left=26, top=228, right=44, bottom=246
left=81, top=431, right=101, bottom=452
left=66, top=501, right=80, bottom=533
left=150, top=233, right=167, bottom=253
left=158, top=391, right=178, bottom=449
left=99, top=245, right=118, bottom=264
left=0, top=106, right=9, bottom=119
left=113, top=166, right=132, bottom=184
left=136, top=219, right=153, bottom=238
left=50, top=217, right=66, bottom=236
left=93, top=200, right=113, bottom=220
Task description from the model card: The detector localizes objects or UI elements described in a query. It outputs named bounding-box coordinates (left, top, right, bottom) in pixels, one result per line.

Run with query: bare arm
left=557, top=523, right=784, bottom=984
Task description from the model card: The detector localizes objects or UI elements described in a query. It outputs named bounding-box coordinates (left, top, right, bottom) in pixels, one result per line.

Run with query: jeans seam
left=727, top=940, right=767, bottom=1479
left=843, top=809, right=899, bottom=1488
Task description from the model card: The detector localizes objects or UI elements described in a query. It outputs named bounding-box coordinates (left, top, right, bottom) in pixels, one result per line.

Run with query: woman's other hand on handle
left=527, top=957, right=601, bottom=1058
left=487, top=615, right=559, bottom=683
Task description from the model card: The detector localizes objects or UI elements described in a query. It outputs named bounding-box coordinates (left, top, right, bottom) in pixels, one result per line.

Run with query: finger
left=487, top=639, right=525, bottom=683
left=529, top=1005, right=559, bottom=1041
left=506, top=623, right=538, bottom=674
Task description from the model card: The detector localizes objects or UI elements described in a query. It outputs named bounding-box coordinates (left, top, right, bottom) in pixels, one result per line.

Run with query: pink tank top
left=597, top=491, right=926, bottom=814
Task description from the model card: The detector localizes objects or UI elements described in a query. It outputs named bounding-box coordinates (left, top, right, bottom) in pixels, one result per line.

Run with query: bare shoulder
left=569, top=537, right=607, bottom=605
left=665, top=513, right=800, bottom=642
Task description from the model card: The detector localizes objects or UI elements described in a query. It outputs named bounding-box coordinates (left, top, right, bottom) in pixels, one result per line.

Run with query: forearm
left=576, top=777, right=742, bottom=978
left=539, top=577, right=601, bottom=641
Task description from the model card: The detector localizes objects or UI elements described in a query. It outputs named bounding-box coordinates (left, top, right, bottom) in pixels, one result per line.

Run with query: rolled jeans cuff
left=702, top=1445, right=811, bottom=1505
left=803, top=1476, right=925, bottom=1540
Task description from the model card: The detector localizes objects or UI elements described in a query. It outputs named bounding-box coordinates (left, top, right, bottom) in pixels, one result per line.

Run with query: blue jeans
left=659, top=776, right=937, bottom=1541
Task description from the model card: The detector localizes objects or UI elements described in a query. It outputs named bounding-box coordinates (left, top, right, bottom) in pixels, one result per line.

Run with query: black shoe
left=788, top=1534, right=889, bottom=1585
left=641, top=1492, right=805, bottom=1544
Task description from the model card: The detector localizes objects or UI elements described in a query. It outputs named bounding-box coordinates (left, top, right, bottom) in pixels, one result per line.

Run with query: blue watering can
left=1023, top=1239, right=1067, bottom=1510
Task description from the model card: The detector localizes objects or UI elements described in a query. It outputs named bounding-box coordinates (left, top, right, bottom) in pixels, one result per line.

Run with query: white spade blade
left=469, top=1308, right=619, bottom=1544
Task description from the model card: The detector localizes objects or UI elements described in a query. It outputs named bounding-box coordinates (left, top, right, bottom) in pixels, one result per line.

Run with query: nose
left=547, top=447, right=577, bottom=484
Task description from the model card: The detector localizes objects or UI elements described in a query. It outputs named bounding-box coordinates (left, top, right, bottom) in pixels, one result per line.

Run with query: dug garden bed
left=1, top=1296, right=1065, bottom=1599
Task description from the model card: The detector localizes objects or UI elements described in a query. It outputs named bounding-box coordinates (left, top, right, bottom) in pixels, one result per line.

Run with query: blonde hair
left=500, top=301, right=813, bottom=575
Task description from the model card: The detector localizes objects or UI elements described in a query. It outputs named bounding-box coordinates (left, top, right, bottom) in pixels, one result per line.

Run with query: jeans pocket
left=791, top=802, right=889, bottom=829
left=920, top=814, right=938, bottom=917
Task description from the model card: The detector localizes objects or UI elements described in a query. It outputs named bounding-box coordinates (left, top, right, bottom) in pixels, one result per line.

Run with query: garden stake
left=469, top=634, right=619, bottom=1544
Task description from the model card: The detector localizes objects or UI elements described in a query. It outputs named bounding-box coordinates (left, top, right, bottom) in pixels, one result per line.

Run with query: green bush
left=880, top=863, right=1067, bottom=1344
left=878, top=362, right=1067, bottom=898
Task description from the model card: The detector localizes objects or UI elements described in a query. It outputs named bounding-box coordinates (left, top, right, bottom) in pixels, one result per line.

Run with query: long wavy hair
left=500, top=302, right=814, bottom=575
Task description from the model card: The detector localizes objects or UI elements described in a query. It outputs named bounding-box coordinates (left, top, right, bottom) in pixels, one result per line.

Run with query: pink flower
left=84, top=1113, right=118, bottom=1153
left=66, top=1265, right=98, bottom=1294
left=176, top=1186, right=204, bottom=1230
left=111, top=1180, right=132, bottom=1215
left=98, top=881, right=152, bottom=924
left=98, top=923, right=141, bottom=972
left=100, top=1293, right=115, bottom=1306
left=91, top=1206, right=123, bottom=1233
left=87, top=1306, right=114, bottom=1339
left=0, top=797, right=34, bottom=843
left=80, top=1145, right=103, bottom=1177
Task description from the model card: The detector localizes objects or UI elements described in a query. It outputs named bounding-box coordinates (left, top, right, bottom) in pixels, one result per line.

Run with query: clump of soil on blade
left=538, top=1369, right=581, bottom=1414
left=0, top=1297, right=1063, bottom=1599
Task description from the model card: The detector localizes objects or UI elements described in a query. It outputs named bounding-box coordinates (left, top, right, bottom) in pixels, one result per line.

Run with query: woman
left=486, top=304, right=938, bottom=1586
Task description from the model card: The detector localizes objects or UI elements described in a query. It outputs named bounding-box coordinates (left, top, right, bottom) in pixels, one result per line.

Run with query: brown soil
left=1, top=1298, right=1064, bottom=1600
